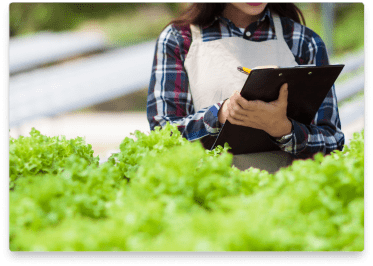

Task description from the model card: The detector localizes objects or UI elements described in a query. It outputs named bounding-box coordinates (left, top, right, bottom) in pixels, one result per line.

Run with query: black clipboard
left=211, top=64, right=345, bottom=154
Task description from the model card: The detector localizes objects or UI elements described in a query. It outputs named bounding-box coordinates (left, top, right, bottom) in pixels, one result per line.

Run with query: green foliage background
left=9, top=3, right=183, bottom=46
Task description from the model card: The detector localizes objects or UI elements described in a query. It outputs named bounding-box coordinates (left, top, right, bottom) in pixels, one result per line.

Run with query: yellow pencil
left=237, top=66, right=251, bottom=75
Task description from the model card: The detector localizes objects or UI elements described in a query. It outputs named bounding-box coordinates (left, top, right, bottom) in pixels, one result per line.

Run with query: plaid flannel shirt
left=147, top=8, right=345, bottom=157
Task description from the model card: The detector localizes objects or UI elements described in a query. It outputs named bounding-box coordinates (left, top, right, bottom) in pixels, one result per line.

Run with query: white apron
left=184, top=14, right=298, bottom=173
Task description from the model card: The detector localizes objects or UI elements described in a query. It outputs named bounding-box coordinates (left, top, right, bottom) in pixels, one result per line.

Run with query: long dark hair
left=170, top=3, right=306, bottom=27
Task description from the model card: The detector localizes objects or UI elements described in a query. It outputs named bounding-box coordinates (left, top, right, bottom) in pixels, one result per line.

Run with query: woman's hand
left=218, top=91, right=235, bottom=124
left=220, top=83, right=292, bottom=138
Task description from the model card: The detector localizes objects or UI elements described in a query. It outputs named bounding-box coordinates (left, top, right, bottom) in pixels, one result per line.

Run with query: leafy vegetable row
left=9, top=125, right=364, bottom=251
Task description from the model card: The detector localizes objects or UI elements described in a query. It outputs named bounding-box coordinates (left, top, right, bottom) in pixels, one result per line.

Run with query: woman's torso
left=183, top=12, right=297, bottom=173
left=184, top=13, right=298, bottom=111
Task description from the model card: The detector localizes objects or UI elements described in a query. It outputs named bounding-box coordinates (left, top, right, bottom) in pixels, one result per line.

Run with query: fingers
left=228, top=115, right=245, bottom=126
left=226, top=91, right=249, bottom=122
left=229, top=108, right=247, bottom=121
left=228, top=91, right=244, bottom=112
left=228, top=113, right=262, bottom=130
left=229, top=91, right=263, bottom=111
left=227, top=91, right=263, bottom=124
left=277, top=83, right=288, bottom=106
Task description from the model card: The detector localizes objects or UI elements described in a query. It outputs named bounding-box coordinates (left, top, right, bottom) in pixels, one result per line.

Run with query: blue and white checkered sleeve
left=273, top=32, right=345, bottom=157
left=147, top=25, right=224, bottom=141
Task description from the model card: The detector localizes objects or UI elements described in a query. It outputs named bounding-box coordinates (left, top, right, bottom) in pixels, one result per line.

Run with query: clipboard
left=211, top=64, right=345, bottom=154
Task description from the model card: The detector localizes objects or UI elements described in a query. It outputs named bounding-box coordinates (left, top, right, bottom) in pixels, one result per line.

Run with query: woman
left=147, top=3, right=344, bottom=172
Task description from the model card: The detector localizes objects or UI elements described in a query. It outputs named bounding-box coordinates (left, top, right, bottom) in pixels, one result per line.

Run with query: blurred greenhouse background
left=8, top=3, right=364, bottom=161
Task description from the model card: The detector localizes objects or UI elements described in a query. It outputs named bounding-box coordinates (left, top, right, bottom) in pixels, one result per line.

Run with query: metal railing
left=9, top=31, right=106, bottom=74
left=9, top=31, right=155, bottom=128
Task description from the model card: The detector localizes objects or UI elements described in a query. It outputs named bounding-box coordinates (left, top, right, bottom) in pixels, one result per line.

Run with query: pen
left=237, top=66, right=251, bottom=75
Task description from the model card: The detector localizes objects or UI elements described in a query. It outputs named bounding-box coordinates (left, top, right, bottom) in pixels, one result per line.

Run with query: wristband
left=275, top=132, right=293, bottom=143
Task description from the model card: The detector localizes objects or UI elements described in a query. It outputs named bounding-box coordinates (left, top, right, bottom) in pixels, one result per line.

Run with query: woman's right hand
left=218, top=65, right=278, bottom=124
left=218, top=92, right=235, bottom=124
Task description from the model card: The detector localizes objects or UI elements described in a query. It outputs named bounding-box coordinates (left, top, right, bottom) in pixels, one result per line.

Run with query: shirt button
left=245, top=31, right=251, bottom=37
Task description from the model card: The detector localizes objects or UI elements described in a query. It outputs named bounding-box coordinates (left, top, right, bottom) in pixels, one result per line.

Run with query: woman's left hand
left=226, top=83, right=292, bottom=138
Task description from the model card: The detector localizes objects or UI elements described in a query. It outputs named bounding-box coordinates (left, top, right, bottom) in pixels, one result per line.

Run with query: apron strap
left=272, top=14, right=285, bottom=42
left=190, top=24, right=202, bottom=42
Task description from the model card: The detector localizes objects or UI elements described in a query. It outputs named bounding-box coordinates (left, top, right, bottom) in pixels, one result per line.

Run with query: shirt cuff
left=270, top=119, right=309, bottom=153
left=290, top=119, right=309, bottom=152
left=203, top=100, right=225, bottom=135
